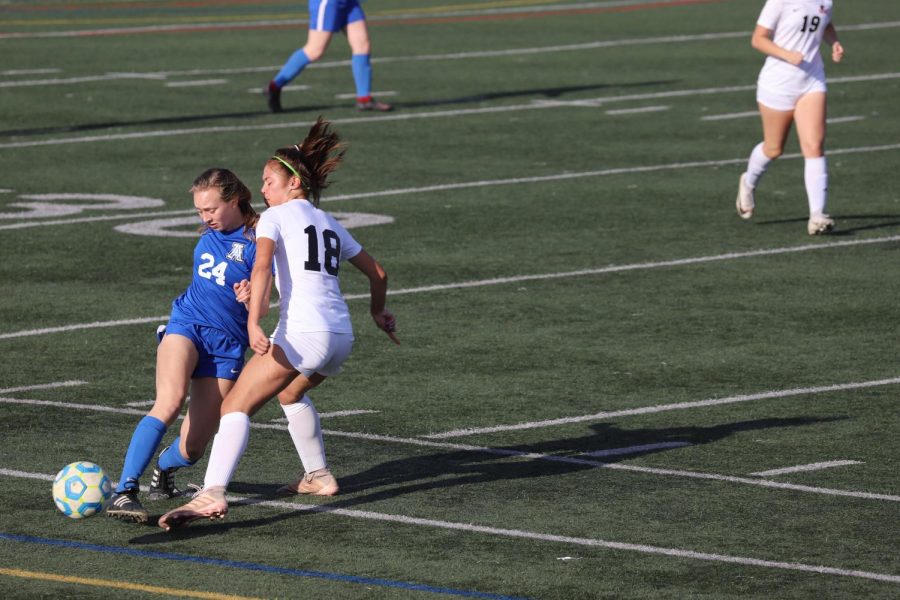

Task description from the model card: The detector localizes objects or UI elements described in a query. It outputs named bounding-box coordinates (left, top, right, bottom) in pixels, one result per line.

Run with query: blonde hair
left=190, top=168, right=258, bottom=237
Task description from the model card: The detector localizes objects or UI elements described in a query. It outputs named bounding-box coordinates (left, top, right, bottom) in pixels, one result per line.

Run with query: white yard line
left=1, top=396, right=897, bottom=502
left=164, top=79, right=227, bottom=88
left=425, top=377, right=900, bottom=439
left=584, top=442, right=690, bottom=457
left=2, top=141, right=899, bottom=234
left=606, top=105, right=669, bottom=115
left=827, top=115, right=866, bottom=124
left=4, top=231, right=900, bottom=340
left=751, top=460, right=863, bottom=477
left=0, top=467, right=897, bottom=582
left=2, top=72, right=898, bottom=150
left=0, top=380, right=86, bottom=395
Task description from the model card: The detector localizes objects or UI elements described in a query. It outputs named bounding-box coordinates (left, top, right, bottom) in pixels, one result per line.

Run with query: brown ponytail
left=269, top=117, right=346, bottom=207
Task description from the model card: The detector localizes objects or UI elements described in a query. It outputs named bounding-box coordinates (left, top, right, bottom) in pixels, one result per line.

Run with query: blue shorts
left=309, top=0, right=365, bottom=32
left=164, top=320, right=245, bottom=381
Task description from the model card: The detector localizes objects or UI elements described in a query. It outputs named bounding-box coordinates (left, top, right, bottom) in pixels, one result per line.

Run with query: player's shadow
left=127, top=415, right=841, bottom=543
left=395, top=79, right=680, bottom=109
left=755, top=214, right=900, bottom=235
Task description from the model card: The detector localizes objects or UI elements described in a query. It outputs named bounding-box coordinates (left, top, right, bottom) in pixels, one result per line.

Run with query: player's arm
left=751, top=25, right=803, bottom=66
left=348, top=250, right=399, bottom=345
left=823, top=23, right=843, bottom=63
left=248, top=237, right=276, bottom=354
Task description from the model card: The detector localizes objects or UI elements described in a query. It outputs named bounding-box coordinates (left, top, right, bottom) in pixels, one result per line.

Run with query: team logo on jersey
left=226, top=242, right=246, bottom=263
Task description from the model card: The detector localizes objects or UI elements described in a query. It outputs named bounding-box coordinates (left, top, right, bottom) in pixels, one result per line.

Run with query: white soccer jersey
left=257, top=199, right=362, bottom=334
left=756, top=0, right=833, bottom=90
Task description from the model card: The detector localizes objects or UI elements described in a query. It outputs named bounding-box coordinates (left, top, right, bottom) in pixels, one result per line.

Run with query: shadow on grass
left=0, top=79, right=678, bottom=138
left=754, top=214, right=900, bottom=235
left=128, top=415, right=843, bottom=542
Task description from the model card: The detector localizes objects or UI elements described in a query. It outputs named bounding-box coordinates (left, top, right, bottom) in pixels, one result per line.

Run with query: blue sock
left=157, top=436, right=196, bottom=470
left=274, top=49, right=310, bottom=88
left=351, top=53, right=372, bottom=99
left=116, top=416, right=167, bottom=493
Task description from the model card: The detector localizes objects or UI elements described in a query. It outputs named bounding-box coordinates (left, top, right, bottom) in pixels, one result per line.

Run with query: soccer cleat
left=147, top=462, right=198, bottom=500
left=106, top=490, right=150, bottom=524
left=276, top=469, right=339, bottom=497
left=807, top=214, right=835, bottom=235
left=264, top=81, right=283, bottom=113
left=356, top=98, right=393, bottom=112
left=736, top=173, right=755, bottom=219
left=158, top=486, right=228, bottom=531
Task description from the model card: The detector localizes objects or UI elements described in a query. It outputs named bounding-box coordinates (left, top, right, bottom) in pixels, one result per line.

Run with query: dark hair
left=269, top=117, right=346, bottom=207
left=190, top=167, right=258, bottom=237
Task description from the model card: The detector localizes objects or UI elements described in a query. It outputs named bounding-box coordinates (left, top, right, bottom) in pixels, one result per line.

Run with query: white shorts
left=271, top=329, right=354, bottom=377
left=756, top=79, right=827, bottom=112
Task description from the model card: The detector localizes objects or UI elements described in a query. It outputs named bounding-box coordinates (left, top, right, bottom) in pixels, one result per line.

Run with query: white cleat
left=807, top=214, right=835, bottom=235
left=276, top=469, right=339, bottom=497
left=736, top=173, right=755, bottom=220
left=158, top=486, right=228, bottom=531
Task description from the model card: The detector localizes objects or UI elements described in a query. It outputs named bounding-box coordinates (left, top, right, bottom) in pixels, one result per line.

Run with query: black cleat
left=264, top=81, right=283, bottom=113
left=106, top=491, right=149, bottom=524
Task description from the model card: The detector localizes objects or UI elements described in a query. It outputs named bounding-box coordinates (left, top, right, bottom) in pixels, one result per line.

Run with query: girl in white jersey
left=159, top=118, right=398, bottom=530
left=736, top=0, right=844, bottom=235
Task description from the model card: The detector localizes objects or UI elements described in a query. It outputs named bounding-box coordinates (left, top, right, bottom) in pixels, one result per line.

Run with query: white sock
left=281, top=396, right=327, bottom=473
left=203, top=412, right=250, bottom=489
left=745, top=142, right=773, bottom=188
left=804, top=156, right=828, bottom=216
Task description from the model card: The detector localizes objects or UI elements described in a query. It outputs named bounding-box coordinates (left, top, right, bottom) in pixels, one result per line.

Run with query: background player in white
left=736, top=0, right=844, bottom=235
left=159, top=118, right=398, bottom=530
left=107, top=169, right=259, bottom=523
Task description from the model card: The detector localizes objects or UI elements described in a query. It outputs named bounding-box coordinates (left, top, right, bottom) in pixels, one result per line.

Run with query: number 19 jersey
left=757, top=0, right=833, bottom=90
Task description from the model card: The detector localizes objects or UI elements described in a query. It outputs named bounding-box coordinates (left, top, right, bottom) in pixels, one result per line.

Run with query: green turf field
left=1, top=0, right=899, bottom=598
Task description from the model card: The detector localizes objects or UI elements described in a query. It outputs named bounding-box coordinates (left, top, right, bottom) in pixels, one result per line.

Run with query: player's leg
left=276, top=375, right=338, bottom=496
left=736, top=102, right=793, bottom=219
left=346, top=17, right=391, bottom=111
left=158, top=347, right=298, bottom=530
left=794, top=91, right=833, bottom=234
left=109, top=332, right=197, bottom=522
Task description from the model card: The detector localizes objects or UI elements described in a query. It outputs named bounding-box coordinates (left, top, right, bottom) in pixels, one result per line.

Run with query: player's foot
left=356, top=97, right=393, bottom=112
left=264, top=81, right=283, bottom=113
left=158, top=486, right=228, bottom=531
left=807, top=214, right=835, bottom=235
left=736, top=173, right=755, bottom=219
left=147, top=460, right=200, bottom=500
left=106, top=490, right=149, bottom=524
left=276, top=468, right=339, bottom=497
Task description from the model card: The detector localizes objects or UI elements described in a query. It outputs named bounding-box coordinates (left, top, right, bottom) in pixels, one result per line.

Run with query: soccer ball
left=52, top=461, right=112, bottom=519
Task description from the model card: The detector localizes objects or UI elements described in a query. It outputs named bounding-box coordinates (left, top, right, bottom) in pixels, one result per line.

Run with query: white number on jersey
left=198, top=252, right=227, bottom=286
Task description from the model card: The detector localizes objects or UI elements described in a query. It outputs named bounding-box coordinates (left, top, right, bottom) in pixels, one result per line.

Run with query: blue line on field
left=0, top=532, right=528, bottom=600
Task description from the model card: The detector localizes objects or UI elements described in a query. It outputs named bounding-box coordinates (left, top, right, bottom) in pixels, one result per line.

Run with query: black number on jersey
left=800, top=15, right=821, bottom=33
left=303, top=225, right=341, bottom=276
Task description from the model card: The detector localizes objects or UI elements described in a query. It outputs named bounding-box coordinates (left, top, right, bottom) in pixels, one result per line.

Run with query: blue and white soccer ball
left=52, top=461, right=112, bottom=519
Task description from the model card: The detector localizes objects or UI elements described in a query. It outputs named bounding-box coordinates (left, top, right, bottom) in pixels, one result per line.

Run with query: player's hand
left=832, top=42, right=844, bottom=63
left=784, top=50, right=804, bottom=66
left=249, top=323, right=270, bottom=355
left=373, top=309, right=400, bottom=345
left=233, top=279, right=251, bottom=304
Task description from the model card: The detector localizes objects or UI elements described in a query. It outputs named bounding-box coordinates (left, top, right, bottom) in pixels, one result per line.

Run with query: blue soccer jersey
left=170, top=226, right=257, bottom=348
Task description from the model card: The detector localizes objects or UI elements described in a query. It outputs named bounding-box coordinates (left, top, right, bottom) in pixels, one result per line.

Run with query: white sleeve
left=332, top=219, right=362, bottom=261
left=757, top=0, right=782, bottom=30
left=256, top=210, right=281, bottom=243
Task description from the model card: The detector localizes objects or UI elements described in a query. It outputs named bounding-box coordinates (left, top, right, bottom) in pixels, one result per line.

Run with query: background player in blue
left=264, top=0, right=393, bottom=113
left=107, top=168, right=261, bottom=523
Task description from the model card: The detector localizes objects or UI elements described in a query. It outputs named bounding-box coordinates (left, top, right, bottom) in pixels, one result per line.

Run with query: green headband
left=272, top=156, right=302, bottom=183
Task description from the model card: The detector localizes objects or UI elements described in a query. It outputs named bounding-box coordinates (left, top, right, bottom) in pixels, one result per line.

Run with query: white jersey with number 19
left=757, top=0, right=833, bottom=91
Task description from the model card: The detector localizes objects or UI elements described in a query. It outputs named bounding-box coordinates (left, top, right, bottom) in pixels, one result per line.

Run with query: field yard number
left=0, top=192, right=164, bottom=219
left=197, top=253, right=227, bottom=285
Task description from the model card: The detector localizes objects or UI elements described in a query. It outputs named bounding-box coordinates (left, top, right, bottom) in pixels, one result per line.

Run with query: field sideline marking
left=1, top=393, right=898, bottom=503
left=3, top=141, right=899, bottom=233
left=0, top=534, right=524, bottom=600
left=1, top=488, right=898, bottom=585
left=3, top=230, right=900, bottom=340
left=2, top=72, right=899, bottom=149
left=425, top=377, right=900, bottom=438
left=751, top=460, right=863, bottom=477
left=0, top=567, right=259, bottom=600
left=584, top=441, right=691, bottom=457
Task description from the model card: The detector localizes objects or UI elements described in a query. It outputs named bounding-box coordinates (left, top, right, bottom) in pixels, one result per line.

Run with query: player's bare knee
left=763, top=145, right=783, bottom=160
left=303, top=46, right=324, bottom=62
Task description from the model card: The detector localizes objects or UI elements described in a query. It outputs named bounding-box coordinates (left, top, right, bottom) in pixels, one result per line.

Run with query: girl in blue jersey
left=264, top=0, right=392, bottom=113
left=159, top=118, right=398, bottom=530
left=107, top=168, right=261, bottom=524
